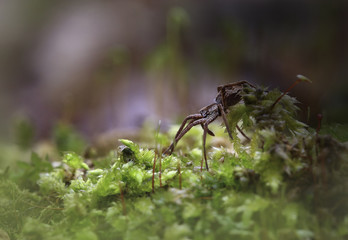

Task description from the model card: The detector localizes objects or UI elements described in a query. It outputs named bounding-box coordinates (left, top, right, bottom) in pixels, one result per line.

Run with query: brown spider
left=163, top=81, right=256, bottom=171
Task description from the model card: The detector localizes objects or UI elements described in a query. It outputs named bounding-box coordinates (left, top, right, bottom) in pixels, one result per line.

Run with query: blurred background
left=0, top=0, right=347, bottom=146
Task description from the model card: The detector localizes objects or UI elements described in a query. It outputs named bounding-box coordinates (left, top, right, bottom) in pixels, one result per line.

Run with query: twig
left=152, top=153, right=157, bottom=193
left=178, top=160, right=182, bottom=190
left=271, top=75, right=312, bottom=110
left=159, top=154, right=162, bottom=187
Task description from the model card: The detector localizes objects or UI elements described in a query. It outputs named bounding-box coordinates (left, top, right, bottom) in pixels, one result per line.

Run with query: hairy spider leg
left=164, top=113, right=216, bottom=155
left=170, top=118, right=207, bottom=153
left=201, top=124, right=215, bottom=136
left=164, top=118, right=206, bottom=155
left=187, top=120, right=215, bottom=137
left=163, top=114, right=202, bottom=155
left=202, top=114, right=219, bottom=171
left=219, top=102, right=250, bottom=141
left=217, top=104, right=234, bottom=140
left=236, top=125, right=250, bottom=141
left=174, top=114, right=202, bottom=139
left=217, top=102, right=250, bottom=142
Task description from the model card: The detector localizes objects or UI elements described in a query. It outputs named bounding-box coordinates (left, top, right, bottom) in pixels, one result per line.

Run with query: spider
left=163, top=81, right=256, bottom=171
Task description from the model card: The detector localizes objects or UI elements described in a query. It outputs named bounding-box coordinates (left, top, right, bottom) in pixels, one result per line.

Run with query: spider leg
left=236, top=125, right=251, bottom=141
left=202, top=115, right=218, bottom=171
left=163, top=114, right=202, bottom=155
left=174, top=114, right=202, bottom=140
left=164, top=117, right=206, bottom=155
left=217, top=103, right=250, bottom=141
left=201, top=124, right=215, bottom=136
left=182, top=120, right=215, bottom=136
left=217, top=103, right=234, bottom=140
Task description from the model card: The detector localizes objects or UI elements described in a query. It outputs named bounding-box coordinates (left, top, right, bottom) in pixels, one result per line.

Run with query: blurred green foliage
left=320, top=123, right=348, bottom=142
left=53, top=122, right=86, bottom=154
left=13, top=116, right=35, bottom=150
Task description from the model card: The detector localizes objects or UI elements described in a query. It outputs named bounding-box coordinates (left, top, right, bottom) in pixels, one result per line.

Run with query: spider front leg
left=217, top=104, right=234, bottom=140
left=163, top=114, right=202, bottom=155
left=188, top=121, right=215, bottom=136
left=163, top=117, right=206, bottom=155
left=236, top=125, right=250, bottom=141
left=218, top=103, right=250, bottom=141
left=202, top=115, right=218, bottom=171
left=182, top=119, right=215, bottom=137
left=173, top=114, right=202, bottom=140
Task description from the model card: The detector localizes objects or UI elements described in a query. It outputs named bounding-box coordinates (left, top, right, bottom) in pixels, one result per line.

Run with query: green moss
left=1, top=83, right=348, bottom=240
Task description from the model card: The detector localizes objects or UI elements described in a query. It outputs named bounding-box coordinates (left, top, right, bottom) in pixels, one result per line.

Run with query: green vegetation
left=1, top=85, right=348, bottom=240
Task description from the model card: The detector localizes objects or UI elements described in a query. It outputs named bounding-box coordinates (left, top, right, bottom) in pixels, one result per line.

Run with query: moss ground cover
left=1, top=85, right=348, bottom=240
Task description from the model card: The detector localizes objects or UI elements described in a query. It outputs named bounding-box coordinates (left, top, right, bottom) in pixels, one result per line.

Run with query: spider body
left=216, top=84, right=244, bottom=110
left=164, top=81, right=256, bottom=171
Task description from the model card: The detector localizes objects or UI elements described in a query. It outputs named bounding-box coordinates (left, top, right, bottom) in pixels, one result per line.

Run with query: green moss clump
left=1, top=84, right=348, bottom=240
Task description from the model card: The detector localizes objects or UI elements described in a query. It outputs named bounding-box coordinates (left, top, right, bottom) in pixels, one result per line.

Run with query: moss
left=1, top=84, right=348, bottom=240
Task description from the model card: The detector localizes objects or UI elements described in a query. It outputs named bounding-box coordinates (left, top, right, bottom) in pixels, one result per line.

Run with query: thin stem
left=271, top=79, right=301, bottom=110
left=271, top=75, right=312, bottom=110
left=159, top=155, right=162, bottom=187
left=152, top=153, right=157, bottom=193
left=200, top=156, right=203, bottom=181
left=178, top=160, right=182, bottom=190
